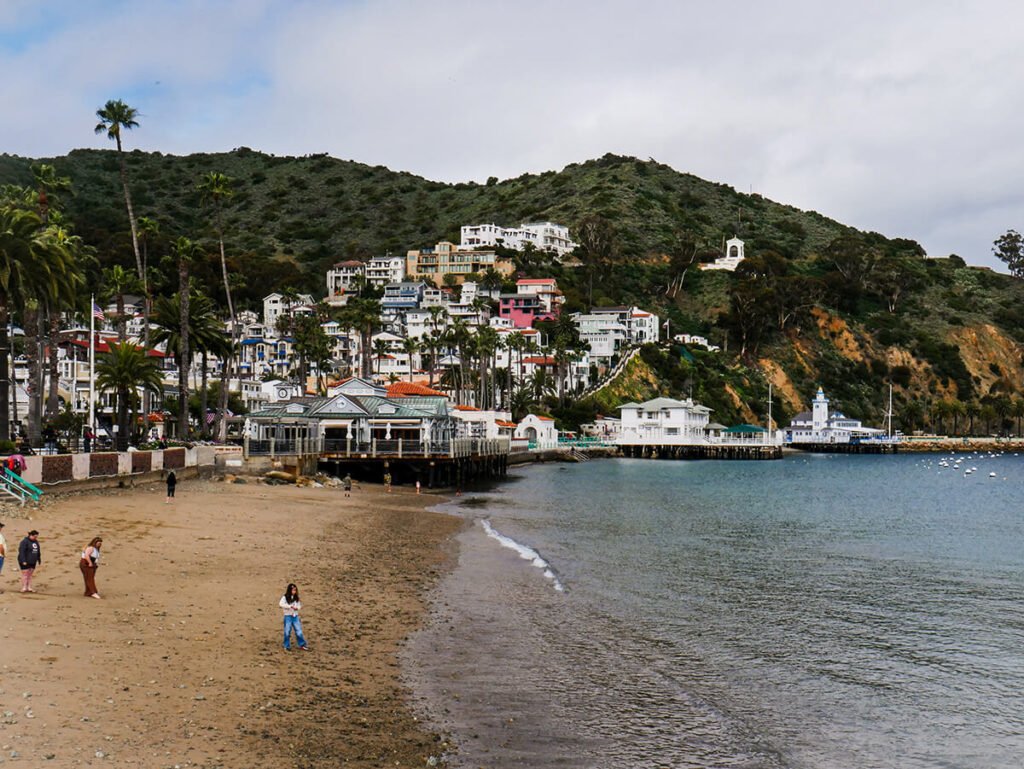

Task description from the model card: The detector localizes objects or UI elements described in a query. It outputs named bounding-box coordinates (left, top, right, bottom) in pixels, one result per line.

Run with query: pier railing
left=244, top=435, right=511, bottom=459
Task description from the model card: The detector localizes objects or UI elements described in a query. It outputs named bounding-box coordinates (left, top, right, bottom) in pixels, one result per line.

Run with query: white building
left=617, top=397, right=713, bottom=444
left=460, top=221, right=577, bottom=257
left=263, top=292, right=314, bottom=332
left=451, top=405, right=514, bottom=440
left=366, top=255, right=406, bottom=287
left=515, top=414, right=559, bottom=449
left=326, top=260, right=365, bottom=301
left=785, top=387, right=885, bottom=445
left=574, top=306, right=659, bottom=364
left=515, top=278, right=563, bottom=313
left=700, top=237, right=746, bottom=272
left=673, top=333, right=721, bottom=352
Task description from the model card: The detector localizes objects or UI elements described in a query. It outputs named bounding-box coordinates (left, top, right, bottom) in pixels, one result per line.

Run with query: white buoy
left=989, top=472, right=997, bottom=477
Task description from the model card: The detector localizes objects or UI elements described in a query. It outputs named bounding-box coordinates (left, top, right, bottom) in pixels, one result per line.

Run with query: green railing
left=0, top=471, right=43, bottom=504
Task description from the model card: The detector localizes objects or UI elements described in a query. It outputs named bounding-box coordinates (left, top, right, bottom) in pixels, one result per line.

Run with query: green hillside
left=2, top=148, right=1022, bottom=432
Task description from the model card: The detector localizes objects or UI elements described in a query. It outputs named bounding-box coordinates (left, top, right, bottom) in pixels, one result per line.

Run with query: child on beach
left=343, top=473, right=352, bottom=497
left=279, top=583, right=309, bottom=651
left=165, top=470, right=176, bottom=503
left=383, top=472, right=392, bottom=493
left=80, top=536, right=102, bottom=598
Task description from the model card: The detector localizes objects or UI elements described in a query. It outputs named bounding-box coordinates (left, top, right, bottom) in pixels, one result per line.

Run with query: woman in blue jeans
left=279, top=583, right=309, bottom=650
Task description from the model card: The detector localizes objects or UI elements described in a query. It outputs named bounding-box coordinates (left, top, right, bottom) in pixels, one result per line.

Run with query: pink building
left=499, top=278, right=563, bottom=329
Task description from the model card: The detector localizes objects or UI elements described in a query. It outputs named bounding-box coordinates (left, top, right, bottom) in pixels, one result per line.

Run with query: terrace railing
left=245, top=435, right=512, bottom=459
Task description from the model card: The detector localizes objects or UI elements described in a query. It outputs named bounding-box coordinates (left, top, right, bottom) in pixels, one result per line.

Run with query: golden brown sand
left=0, top=479, right=462, bottom=767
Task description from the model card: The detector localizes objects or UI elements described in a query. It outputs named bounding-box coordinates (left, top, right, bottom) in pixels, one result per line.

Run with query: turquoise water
left=409, top=453, right=1024, bottom=768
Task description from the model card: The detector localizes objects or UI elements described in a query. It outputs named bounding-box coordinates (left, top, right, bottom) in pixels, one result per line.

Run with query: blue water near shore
left=412, top=452, right=1024, bottom=768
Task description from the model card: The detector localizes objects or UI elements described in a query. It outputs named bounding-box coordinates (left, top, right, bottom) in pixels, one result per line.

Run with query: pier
left=241, top=435, right=511, bottom=487
left=788, top=441, right=898, bottom=455
left=619, top=443, right=782, bottom=460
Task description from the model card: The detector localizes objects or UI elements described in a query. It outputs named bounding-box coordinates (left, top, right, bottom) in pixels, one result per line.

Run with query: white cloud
left=2, top=0, right=1023, bottom=267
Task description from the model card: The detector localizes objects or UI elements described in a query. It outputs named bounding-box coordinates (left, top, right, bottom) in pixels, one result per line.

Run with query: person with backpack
left=18, top=530, right=41, bottom=593
left=165, top=470, right=177, bottom=504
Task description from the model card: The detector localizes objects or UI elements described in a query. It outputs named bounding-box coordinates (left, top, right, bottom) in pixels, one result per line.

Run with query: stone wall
left=19, top=446, right=221, bottom=488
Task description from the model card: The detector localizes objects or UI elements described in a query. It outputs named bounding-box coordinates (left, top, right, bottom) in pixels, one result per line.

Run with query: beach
left=0, top=479, right=461, bottom=768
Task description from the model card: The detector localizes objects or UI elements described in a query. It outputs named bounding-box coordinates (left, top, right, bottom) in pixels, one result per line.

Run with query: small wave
left=480, top=519, right=565, bottom=592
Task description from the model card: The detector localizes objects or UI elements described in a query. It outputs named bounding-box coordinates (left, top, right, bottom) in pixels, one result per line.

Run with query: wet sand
left=0, top=479, right=462, bottom=767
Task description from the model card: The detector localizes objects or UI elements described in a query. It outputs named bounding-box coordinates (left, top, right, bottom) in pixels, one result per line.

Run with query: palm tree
left=31, top=164, right=72, bottom=225
left=177, top=293, right=222, bottom=438
left=95, top=341, right=162, bottom=450
left=102, top=264, right=142, bottom=342
left=0, top=205, right=45, bottom=439
left=401, top=337, right=419, bottom=382
left=1012, top=398, right=1024, bottom=438
left=965, top=401, right=980, bottom=436
left=5, top=218, right=81, bottom=445
left=340, top=297, right=382, bottom=379
left=475, top=326, right=500, bottom=409
left=372, top=338, right=390, bottom=377
left=137, top=216, right=159, bottom=338
left=197, top=173, right=237, bottom=440
left=174, top=237, right=200, bottom=437
left=95, top=99, right=144, bottom=283
left=44, top=227, right=87, bottom=421
left=931, top=400, right=952, bottom=436
left=950, top=399, right=966, bottom=436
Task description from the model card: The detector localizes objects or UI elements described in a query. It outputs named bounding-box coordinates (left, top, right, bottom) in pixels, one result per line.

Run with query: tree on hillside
left=824, top=235, right=880, bottom=310
left=871, top=254, right=926, bottom=313
left=992, top=229, right=1024, bottom=277
left=95, top=99, right=144, bottom=283
left=576, top=216, right=616, bottom=307
left=666, top=233, right=699, bottom=298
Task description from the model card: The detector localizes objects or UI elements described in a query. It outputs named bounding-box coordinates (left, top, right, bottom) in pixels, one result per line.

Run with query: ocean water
left=404, top=452, right=1024, bottom=768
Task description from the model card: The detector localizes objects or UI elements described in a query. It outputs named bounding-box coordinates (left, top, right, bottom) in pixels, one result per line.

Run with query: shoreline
left=0, top=478, right=462, bottom=767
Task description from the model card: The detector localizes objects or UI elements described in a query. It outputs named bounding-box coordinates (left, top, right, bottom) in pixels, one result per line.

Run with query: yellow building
left=405, top=241, right=516, bottom=285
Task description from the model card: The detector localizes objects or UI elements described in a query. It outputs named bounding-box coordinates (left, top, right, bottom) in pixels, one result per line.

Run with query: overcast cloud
left=2, top=0, right=1021, bottom=268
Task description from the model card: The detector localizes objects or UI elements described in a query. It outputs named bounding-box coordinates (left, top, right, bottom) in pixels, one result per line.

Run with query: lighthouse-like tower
left=812, top=387, right=830, bottom=431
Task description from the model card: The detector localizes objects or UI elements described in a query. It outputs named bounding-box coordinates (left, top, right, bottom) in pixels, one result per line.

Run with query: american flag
left=92, top=302, right=105, bottom=321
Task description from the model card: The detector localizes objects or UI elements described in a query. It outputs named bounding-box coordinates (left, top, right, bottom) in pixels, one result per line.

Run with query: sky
left=2, top=0, right=1021, bottom=269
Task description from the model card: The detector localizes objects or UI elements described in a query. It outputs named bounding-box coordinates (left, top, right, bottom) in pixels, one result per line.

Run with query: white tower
left=725, top=237, right=745, bottom=261
left=812, top=387, right=829, bottom=431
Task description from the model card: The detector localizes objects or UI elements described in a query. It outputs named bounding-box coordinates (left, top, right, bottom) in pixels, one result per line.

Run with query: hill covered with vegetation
left=2, top=148, right=1021, bottom=432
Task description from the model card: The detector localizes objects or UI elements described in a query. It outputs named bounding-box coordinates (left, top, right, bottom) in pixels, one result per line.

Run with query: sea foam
left=480, top=519, right=565, bottom=592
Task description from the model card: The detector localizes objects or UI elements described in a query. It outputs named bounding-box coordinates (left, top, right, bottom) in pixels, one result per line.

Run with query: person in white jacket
left=279, top=583, right=309, bottom=650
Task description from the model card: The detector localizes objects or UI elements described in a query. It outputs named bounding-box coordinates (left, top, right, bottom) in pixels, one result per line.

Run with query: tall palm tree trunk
left=216, top=213, right=235, bottom=442
left=46, top=311, right=61, bottom=419
left=116, top=385, right=130, bottom=451
left=200, top=351, right=210, bottom=439
left=24, top=302, right=42, bottom=446
left=116, top=136, right=144, bottom=283
left=0, top=301, right=10, bottom=441
left=178, top=262, right=191, bottom=440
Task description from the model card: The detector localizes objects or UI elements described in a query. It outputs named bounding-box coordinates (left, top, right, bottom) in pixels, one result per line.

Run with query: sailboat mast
left=887, top=384, right=893, bottom=438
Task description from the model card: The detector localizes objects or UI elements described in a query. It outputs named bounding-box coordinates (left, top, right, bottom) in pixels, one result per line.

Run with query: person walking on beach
left=343, top=473, right=352, bottom=497
left=279, top=583, right=309, bottom=651
left=18, top=530, right=41, bottom=593
left=0, top=522, right=6, bottom=593
left=383, top=471, right=392, bottom=493
left=80, top=536, right=103, bottom=599
left=165, top=470, right=177, bottom=503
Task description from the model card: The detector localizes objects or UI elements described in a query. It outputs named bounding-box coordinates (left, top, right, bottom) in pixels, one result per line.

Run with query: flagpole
left=88, top=294, right=95, bottom=434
